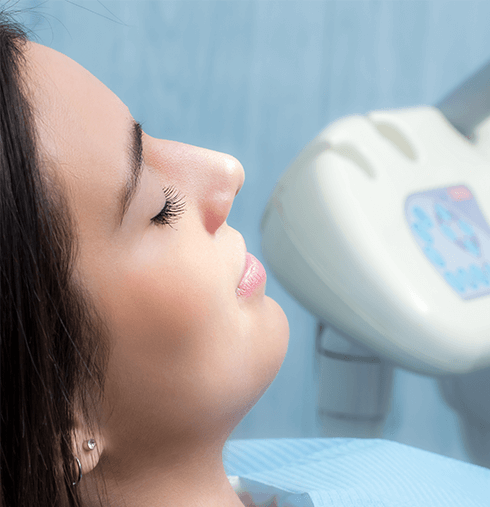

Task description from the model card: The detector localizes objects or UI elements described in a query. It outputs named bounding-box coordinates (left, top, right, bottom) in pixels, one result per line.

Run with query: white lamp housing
left=261, top=105, right=490, bottom=376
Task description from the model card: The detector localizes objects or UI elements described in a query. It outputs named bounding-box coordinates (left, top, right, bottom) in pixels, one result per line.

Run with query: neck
left=81, top=439, right=245, bottom=507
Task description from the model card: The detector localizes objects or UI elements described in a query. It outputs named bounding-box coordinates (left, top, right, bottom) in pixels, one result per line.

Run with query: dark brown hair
left=0, top=9, right=110, bottom=507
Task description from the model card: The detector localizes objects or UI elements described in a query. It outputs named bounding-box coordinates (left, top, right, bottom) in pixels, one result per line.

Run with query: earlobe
left=72, top=426, right=105, bottom=481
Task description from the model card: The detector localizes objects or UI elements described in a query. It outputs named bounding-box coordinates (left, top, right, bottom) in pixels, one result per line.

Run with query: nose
left=146, top=137, right=245, bottom=234
left=199, top=150, right=245, bottom=235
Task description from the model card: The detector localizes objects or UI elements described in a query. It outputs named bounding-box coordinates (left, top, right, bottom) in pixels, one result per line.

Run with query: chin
left=231, top=299, right=288, bottom=416
left=261, top=295, right=290, bottom=384
left=267, top=294, right=289, bottom=349
left=212, top=297, right=290, bottom=439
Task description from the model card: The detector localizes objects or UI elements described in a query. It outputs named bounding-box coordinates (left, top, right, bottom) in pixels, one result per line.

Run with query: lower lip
left=236, top=253, right=267, bottom=298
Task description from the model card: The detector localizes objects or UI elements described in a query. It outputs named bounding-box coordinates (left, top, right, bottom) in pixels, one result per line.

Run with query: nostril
left=369, top=118, right=417, bottom=161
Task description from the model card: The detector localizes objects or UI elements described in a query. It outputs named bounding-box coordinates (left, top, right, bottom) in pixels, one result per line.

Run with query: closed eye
left=151, top=186, right=186, bottom=228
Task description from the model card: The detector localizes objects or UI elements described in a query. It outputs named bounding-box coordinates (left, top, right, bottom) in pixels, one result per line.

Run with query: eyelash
left=151, top=186, right=186, bottom=228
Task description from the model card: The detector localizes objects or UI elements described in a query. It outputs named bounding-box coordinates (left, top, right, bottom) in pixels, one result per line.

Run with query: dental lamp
left=261, top=60, right=490, bottom=438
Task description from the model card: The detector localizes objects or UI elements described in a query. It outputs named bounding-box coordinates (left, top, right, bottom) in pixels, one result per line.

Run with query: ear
left=72, top=413, right=105, bottom=476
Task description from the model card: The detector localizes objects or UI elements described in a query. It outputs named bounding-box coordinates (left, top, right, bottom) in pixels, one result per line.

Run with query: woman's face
left=26, top=42, right=288, bottom=468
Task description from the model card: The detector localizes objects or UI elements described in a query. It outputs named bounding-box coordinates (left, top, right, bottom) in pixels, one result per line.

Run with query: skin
left=24, top=42, right=289, bottom=507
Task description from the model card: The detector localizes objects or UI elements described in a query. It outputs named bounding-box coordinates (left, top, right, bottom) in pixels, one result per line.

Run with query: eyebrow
left=118, top=120, right=143, bottom=226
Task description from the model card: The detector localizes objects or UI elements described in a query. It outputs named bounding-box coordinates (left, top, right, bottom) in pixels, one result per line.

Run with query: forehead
left=24, top=42, right=132, bottom=235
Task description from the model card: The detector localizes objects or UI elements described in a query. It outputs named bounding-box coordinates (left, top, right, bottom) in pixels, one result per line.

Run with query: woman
left=0, top=10, right=289, bottom=507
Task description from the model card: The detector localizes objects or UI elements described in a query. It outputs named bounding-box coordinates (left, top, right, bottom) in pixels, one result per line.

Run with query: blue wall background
left=19, top=0, right=490, bottom=467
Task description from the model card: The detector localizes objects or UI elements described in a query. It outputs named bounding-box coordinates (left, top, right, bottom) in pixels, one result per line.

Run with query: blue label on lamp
left=405, top=184, right=490, bottom=300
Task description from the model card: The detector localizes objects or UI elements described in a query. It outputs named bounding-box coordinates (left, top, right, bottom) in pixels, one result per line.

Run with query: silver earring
left=84, top=438, right=96, bottom=451
left=72, top=456, right=82, bottom=487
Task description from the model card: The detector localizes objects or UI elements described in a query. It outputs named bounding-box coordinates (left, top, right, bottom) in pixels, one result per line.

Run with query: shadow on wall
left=439, top=369, right=490, bottom=469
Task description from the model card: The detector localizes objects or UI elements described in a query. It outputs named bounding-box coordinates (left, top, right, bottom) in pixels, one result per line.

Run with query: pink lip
left=236, top=252, right=267, bottom=298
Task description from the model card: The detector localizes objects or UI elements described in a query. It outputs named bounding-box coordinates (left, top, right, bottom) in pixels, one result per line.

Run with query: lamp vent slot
left=329, top=143, right=376, bottom=179
left=371, top=120, right=417, bottom=161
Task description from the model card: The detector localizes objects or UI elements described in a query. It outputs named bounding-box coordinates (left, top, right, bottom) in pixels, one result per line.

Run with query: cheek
left=94, top=242, right=289, bottom=441
left=101, top=247, right=246, bottom=392
left=107, top=260, right=212, bottom=364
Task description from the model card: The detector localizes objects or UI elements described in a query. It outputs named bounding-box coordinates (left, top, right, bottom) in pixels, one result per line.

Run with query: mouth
left=236, top=251, right=267, bottom=298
